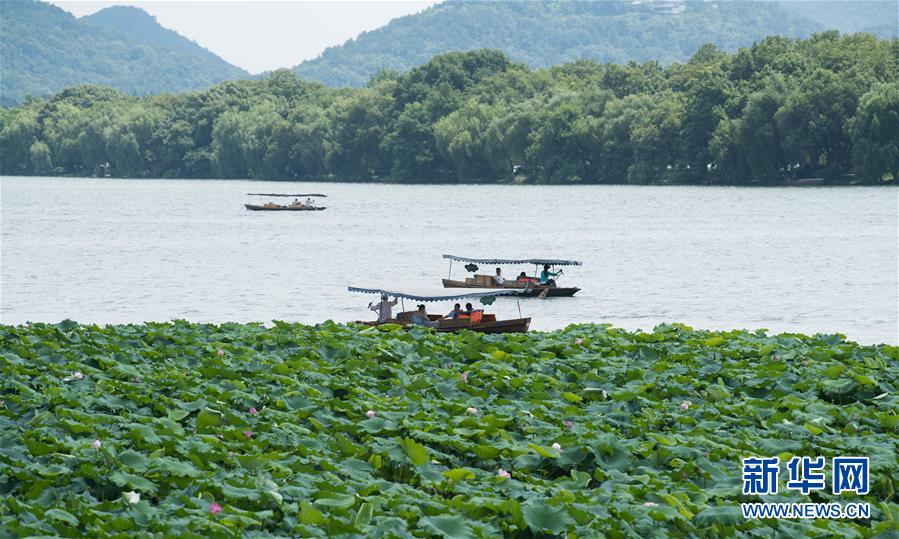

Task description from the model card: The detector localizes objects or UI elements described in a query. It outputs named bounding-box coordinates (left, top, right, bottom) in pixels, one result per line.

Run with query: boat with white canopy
left=348, top=286, right=530, bottom=333
left=441, top=254, right=582, bottom=297
left=245, top=193, right=327, bottom=211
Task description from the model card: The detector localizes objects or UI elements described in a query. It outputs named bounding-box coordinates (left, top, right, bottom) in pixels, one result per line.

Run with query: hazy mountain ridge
left=0, top=0, right=248, bottom=106
left=292, top=0, right=897, bottom=87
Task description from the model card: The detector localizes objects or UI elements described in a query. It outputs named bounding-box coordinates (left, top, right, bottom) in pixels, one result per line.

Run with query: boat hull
left=245, top=204, right=326, bottom=211
left=358, top=317, right=530, bottom=334
left=442, top=279, right=579, bottom=297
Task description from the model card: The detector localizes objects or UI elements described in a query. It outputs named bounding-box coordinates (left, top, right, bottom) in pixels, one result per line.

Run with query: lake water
left=1, top=177, right=896, bottom=344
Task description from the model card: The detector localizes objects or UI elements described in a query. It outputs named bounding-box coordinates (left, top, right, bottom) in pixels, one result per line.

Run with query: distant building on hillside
left=630, top=0, right=687, bottom=15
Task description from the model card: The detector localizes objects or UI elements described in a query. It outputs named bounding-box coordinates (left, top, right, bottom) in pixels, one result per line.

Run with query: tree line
left=1, top=32, right=897, bottom=184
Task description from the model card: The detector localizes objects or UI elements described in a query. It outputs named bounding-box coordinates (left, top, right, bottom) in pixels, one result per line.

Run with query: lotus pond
left=0, top=321, right=897, bottom=538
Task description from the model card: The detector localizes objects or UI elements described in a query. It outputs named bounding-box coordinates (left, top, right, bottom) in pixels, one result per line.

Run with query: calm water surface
left=2, top=177, right=896, bottom=344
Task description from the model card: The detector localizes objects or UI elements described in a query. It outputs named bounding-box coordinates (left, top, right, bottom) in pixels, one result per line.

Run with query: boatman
left=540, top=264, right=562, bottom=287
left=369, top=294, right=398, bottom=323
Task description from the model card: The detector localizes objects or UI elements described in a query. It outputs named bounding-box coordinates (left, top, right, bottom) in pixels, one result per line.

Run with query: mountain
left=292, top=0, right=897, bottom=88
left=0, top=0, right=248, bottom=107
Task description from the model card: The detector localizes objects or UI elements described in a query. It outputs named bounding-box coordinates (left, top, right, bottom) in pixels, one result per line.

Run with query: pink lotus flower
left=365, top=410, right=376, bottom=418
left=209, top=502, right=222, bottom=514
left=460, top=371, right=468, bottom=383
left=497, top=468, right=511, bottom=479
left=217, top=349, right=225, bottom=356
left=643, top=502, right=658, bottom=507
left=92, top=439, right=101, bottom=451
left=565, top=420, right=573, bottom=429
left=679, top=401, right=691, bottom=411
left=242, top=430, right=253, bottom=438
left=73, top=371, right=84, bottom=380
left=551, top=442, right=562, bottom=451
left=248, top=407, right=257, bottom=415
left=575, top=338, right=584, bottom=345
left=466, top=407, right=478, bottom=415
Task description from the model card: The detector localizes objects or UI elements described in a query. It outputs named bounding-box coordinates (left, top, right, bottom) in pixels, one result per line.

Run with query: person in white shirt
left=368, top=294, right=397, bottom=323
left=306, top=197, right=315, bottom=207
left=493, top=267, right=505, bottom=286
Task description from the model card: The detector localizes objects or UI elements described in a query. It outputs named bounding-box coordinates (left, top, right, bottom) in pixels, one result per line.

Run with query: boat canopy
left=348, top=286, right=524, bottom=302
left=246, top=193, right=327, bottom=197
left=442, top=254, right=583, bottom=266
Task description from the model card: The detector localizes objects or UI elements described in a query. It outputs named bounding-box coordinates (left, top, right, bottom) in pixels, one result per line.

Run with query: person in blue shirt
left=540, top=264, right=562, bottom=287
left=442, top=303, right=463, bottom=320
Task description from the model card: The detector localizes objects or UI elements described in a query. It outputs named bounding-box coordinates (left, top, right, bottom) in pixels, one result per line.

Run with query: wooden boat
left=348, top=286, right=531, bottom=334
left=360, top=315, right=531, bottom=334
left=245, top=193, right=327, bottom=211
left=441, top=255, right=582, bottom=297
left=245, top=204, right=326, bottom=211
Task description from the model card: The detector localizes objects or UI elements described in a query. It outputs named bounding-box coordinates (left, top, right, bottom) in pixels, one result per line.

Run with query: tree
left=850, top=83, right=899, bottom=182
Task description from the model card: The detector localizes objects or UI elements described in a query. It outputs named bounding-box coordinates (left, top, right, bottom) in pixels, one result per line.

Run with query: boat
left=348, top=286, right=531, bottom=333
left=245, top=193, right=327, bottom=211
left=441, top=254, right=582, bottom=297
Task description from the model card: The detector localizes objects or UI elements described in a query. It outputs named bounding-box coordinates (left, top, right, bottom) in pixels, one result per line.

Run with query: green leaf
left=44, top=508, right=79, bottom=527
left=118, top=449, right=149, bottom=471
left=402, top=437, right=429, bottom=466
left=110, top=470, right=157, bottom=495
left=692, top=506, right=742, bottom=526
left=442, top=468, right=475, bottom=482
left=354, top=502, right=374, bottom=529
left=521, top=499, right=573, bottom=535
left=417, top=515, right=474, bottom=539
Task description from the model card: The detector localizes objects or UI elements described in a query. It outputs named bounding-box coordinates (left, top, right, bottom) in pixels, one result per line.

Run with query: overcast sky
left=49, top=1, right=439, bottom=74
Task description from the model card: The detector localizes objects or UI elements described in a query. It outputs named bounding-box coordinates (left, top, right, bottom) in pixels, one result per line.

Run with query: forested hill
left=2, top=34, right=897, bottom=185
left=292, top=0, right=896, bottom=88
left=0, top=1, right=248, bottom=107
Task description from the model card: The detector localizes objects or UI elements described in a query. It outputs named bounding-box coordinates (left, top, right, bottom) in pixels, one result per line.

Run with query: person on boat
left=368, top=294, right=397, bottom=323
left=493, top=268, right=505, bottom=286
left=410, top=304, right=437, bottom=328
left=442, top=303, right=464, bottom=320
left=464, top=303, right=475, bottom=315
left=540, top=264, right=562, bottom=287
left=518, top=271, right=529, bottom=281
left=306, top=197, right=315, bottom=207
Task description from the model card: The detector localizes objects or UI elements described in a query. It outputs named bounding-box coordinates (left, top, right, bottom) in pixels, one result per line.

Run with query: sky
left=49, top=1, right=439, bottom=74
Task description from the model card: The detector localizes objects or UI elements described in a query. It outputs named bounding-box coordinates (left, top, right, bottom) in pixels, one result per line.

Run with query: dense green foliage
left=0, top=1, right=247, bottom=107
left=1, top=320, right=896, bottom=536
left=292, top=0, right=896, bottom=88
left=2, top=34, right=897, bottom=184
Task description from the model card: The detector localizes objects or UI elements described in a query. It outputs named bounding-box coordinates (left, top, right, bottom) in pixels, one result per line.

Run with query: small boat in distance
left=348, top=286, right=531, bottom=333
left=441, top=254, right=582, bottom=297
left=245, top=193, right=327, bottom=211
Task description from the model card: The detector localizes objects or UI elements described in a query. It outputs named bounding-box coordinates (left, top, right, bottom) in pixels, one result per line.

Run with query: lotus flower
left=497, top=468, right=511, bottom=479
left=565, top=420, right=573, bottom=429
left=802, top=359, right=810, bottom=367
left=460, top=371, right=468, bottom=383
left=551, top=442, right=562, bottom=451
left=774, top=355, right=782, bottom=361
left=575, top=338, right=584, bottom=345
left=92, top=439, right=101, bottom=451
left=73, top=371, right=84, bottom=380
left=248, top=407, right=257, bottom=415
left=679, top=400, right=691, bottom=411
left=124, top=491, right=140, bottom=504
left=217, top=349, right=225, bottom=356
left=466, top=407, right=478, bottom=415
left=209, top=502, right=222, bottom=514
left=643, top=502, right=658, bottom=507
left=242, top=430, right=253, bottom=438
left=365, top=410, right=376, bottom=418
